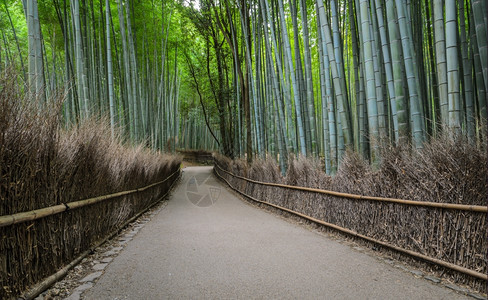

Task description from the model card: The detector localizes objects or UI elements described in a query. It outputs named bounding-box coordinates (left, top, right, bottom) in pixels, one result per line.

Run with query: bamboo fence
left=0, top=166, right=181, bottom=299
left=19, top=170, right=181, bottom=300
left=214, top=159, right=487, bottom=289
left=0, top=169, right=180, bottom=228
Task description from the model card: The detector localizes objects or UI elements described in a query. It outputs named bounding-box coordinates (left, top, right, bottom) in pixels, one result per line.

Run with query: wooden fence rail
left=214, top=163, right=486, bottom=213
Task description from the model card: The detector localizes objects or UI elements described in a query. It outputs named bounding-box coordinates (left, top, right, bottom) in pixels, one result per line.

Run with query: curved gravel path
left=82, top=166, right=469, bottom=299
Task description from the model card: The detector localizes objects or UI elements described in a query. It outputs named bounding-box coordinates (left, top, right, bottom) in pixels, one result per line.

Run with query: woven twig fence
left=0, top=165, right=181, bottom=299
left=214, top=158, right=487, bottom=291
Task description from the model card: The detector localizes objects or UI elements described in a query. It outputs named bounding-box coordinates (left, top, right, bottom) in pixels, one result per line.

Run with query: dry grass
left=0, top=70, right=181, bottom=298
left=215, top=133, right=487, bottom=292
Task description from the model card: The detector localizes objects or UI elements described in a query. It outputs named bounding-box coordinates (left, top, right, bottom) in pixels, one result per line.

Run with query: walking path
left=81, top=166, right=468, bottom=299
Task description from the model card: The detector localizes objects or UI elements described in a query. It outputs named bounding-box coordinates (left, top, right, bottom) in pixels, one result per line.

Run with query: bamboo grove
left=0, top=0, right=486, bottom=174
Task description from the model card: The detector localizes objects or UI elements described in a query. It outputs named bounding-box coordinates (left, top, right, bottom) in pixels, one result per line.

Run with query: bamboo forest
left=1, top=0, right=488, bottom=298
left=0, top=0, right=486, bottom=172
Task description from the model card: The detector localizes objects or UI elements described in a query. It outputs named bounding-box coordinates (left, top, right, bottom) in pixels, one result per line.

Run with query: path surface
left=83, top=166, right=467, bottom=299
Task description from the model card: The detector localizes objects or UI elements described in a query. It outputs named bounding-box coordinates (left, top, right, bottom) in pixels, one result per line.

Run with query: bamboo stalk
left=0, top=169, right=180, bottom=228
left=214, top=167, right=487, bottom=281
left=214, top=163, right=487, bottom=213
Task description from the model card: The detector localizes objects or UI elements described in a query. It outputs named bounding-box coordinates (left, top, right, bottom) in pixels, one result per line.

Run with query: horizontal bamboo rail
left=0, top=169, right=181, bottom=228
left=214, top=167, right=488, bottom=281
left=214, top=163, right=487, bottom=212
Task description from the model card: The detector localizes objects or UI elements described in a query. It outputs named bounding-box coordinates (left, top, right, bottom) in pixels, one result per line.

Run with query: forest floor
left=38, top=167, right=481, bottom=299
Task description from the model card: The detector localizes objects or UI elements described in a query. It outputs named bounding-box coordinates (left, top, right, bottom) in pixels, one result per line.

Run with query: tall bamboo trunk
left=386, top=0, right=409, bottom=145
left=24, top=0, right=45, bottom=103
left=433, top=0, right=448, bottom=126
left=359, top=0, right=379, bottom=162
left=262, top=0, right=292, bottom=154
left=71, top=0, right=90, bottom=118
left=277, top=0, right=306, bottom=155
left=106, top=0, right=115, bottom=137
left=445, top=0, right=461, bottom=133
left=317, top=0, right=353, bottom=149
left=299, top=0, right=317, bottom=156
left=471, top=0, right=487, bottom=94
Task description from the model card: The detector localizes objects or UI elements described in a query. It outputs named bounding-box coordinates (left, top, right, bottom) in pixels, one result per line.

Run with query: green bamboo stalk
left=71, top=0, right=90, bottom=118
left=317, top=0, right=353, bottom=149
left=349, top=0, right=367, bottom=155
left=106, top=0, right=115, bottom=138
left=262, top=0, right=294, bottom=154
left=24, top=0, right=45, bottom=102
left=471, top=0, right=487, bottom=94
left=445, top=0, right=460, bottom=133
left=396, top=1, right=425, bottom=147
left=386, top=0, right=408, bottom=144
left=290, top=0, right=308, bottom=150
left=117, top=0, right=134, bottom=139
left=470, top=14, right=487, bottom=122
left=359, top=0, right=379, bottom=161
left=299, top=0, right=317, bottom=156
left=124, top=0, right=141, bottom=141
left=316, top=5, right=332, bottom=174
left=277, top=0, right=306, bottom=156
left=369, top=0, right=387, bottom=140
left=3, top=1, right=26, bottom=81
left=263, top=29, right=287, bottom=171
left=433, top=0, right=448, bottom=126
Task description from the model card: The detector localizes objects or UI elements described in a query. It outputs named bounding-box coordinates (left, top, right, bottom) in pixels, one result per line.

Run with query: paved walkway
left=83, top=166, right=468, bottom=299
